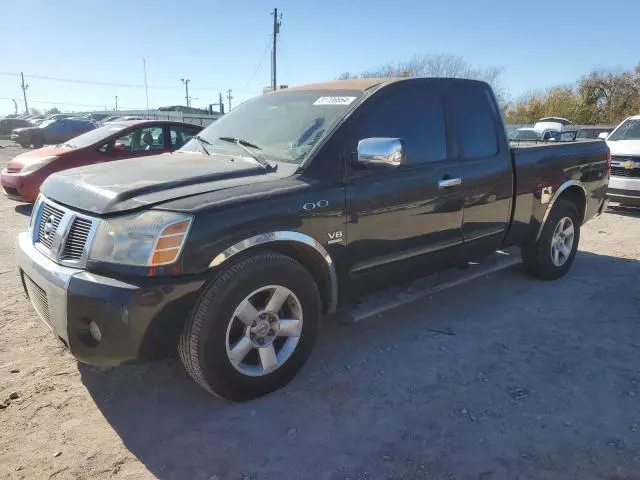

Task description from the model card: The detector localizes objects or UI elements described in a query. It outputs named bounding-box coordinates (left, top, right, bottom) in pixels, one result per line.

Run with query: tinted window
left=450, top=86, right=499, bottom=159
left=170, top=126, right=200, bottom=149
left=354, top=86, right=447, bottom=164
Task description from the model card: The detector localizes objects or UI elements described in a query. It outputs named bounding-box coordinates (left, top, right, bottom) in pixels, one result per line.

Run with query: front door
left=344, top=81, right=466, bottom=295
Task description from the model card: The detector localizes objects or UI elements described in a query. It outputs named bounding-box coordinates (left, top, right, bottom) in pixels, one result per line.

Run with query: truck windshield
left=179, top=90, right=364, bottom=164
left=608, top=119, right=640, bottom=141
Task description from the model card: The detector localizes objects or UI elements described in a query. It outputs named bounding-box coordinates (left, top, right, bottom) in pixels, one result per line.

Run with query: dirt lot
left=1, top=140, right=639, bottom=480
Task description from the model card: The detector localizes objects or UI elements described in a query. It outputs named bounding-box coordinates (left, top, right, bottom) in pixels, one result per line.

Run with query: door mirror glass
left=598, top=132, right=609, bottom=139
left=356, top=137, right=404, bottom=168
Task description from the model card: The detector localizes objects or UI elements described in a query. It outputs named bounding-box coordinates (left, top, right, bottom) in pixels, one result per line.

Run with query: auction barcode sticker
left=313, top=96, right=357, bottom=106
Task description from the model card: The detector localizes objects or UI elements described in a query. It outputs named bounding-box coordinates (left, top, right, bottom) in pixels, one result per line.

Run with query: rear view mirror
left=356, top=138, right=404, bottom=168
left=598, top=132, right=609, bottom=139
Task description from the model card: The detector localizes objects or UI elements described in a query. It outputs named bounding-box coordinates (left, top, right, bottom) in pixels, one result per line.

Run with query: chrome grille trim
left=24, top=274, right=51, bottom=328
left=37, top=202, right=64, bottom=249
left=61, top=217, right=93, bottom=260
left=30, top=196, right=99, bottom=268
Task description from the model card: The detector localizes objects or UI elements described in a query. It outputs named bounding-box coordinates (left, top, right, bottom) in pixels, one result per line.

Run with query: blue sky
left=1, top=0, right=638, bottom=115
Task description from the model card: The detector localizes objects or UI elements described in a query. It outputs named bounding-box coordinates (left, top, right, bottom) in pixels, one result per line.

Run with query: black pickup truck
left=17, top=78, right=610, bottom=401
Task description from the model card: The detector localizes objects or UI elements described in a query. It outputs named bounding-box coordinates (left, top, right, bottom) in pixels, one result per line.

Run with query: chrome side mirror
left=356, top=138, right=404, bottom=168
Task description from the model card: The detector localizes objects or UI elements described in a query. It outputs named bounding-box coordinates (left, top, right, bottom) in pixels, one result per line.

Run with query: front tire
left=522, top=199, right=581, bottom=280
left=179, top=252, right=321, bottom=402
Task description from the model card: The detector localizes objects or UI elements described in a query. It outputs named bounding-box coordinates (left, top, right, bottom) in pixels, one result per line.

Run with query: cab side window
left=170, top=126, right=200, bottom=149
left=449, top=86, right=499, bottom=159
left=353, top=86, right=447, bottom=165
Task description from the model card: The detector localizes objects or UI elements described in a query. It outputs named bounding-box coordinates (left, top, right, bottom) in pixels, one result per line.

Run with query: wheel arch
left=209, top=232, right=337, bottom=314
left=536, top=180, right=587, bottom=241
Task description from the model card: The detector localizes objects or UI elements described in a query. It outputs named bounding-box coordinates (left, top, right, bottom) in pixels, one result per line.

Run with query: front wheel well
left=254, top=242, right=333, bottom=314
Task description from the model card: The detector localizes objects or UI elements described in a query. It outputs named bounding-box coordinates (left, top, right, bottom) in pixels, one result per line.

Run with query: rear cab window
left=448, top=84, right=499, bottom=159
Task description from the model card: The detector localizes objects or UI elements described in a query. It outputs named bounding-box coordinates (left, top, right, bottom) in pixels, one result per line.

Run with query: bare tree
left=337, top=53, right=505, bottom=105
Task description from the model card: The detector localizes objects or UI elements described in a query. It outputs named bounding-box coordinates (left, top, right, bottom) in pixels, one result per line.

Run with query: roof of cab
left=284, top=78, right=404, bottom=92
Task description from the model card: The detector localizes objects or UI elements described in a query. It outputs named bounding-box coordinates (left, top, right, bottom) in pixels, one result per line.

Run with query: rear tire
left=32, top=136, right=44, bottom=148
left=179, top=252, right=321, bottom=402
left=522, top=199, right=581, bottom=280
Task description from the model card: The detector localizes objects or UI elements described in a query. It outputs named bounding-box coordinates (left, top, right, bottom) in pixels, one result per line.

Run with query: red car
left=1, top=120, right=203, bottom=202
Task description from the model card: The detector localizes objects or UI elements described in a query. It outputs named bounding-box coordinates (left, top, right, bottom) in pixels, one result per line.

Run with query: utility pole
left=114, top=96, right=118, bottom=111
left=227, top=89, right=233, bottom=110
left=181, top=78, right=191, bottom=107
left=219, top=92, right=225, bottom=114
left=271, top=8, right=282, bottom=91
left=20, top=72, right=29, bottom=114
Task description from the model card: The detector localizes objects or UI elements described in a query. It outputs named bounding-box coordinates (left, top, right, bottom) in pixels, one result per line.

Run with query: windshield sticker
left=313, top=96, right=357, bottom=106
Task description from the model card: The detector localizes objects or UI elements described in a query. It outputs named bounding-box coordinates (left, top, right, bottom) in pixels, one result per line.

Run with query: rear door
left=345, top=81, right=468, bottom=294
left=445, top=83, right=513, bottom=257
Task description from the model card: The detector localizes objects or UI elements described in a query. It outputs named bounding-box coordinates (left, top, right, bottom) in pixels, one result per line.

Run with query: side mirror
left=598, top=132, right=609, bottom=139
left=356, top=138, right=404, bottom=168
left=114, top=142, right=126, bottom=152
left=547, top=137, right=557, bottom=142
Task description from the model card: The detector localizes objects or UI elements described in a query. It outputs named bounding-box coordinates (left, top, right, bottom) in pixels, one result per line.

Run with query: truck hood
left=41, top=152, right=288, bottom=215
left=606, top=140, right=640, bottom=155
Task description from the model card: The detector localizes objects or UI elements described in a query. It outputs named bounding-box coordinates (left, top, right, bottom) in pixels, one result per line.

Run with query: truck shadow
left=79, top=250, right=640, bottom=479
left=14, top=204, right=33, bottom=216
left=607, top=204, right=640, bottom=218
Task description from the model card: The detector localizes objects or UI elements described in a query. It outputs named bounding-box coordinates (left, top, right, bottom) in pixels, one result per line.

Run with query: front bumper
left=1, top=170, right=37, bottom=202
left=17, top=232, right=206, bottom=366
left=607, top=176, right=640, bottom=206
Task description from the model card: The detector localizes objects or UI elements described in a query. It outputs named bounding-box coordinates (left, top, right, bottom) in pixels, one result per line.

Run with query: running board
left=348, top=248, right=521, bottom=323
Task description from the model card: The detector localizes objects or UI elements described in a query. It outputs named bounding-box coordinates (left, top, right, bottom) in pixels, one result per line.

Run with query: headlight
left=89, top=211, right=193, bottom=266
left=21, top=156, right=58, bottom=174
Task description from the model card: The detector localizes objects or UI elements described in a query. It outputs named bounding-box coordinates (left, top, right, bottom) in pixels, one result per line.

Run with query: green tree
left=45, top=107, right=61, bottom=115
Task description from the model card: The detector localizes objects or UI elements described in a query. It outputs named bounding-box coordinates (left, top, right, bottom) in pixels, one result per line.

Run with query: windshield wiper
left=218, top=136, right=275, bottom=171
left=194, top=135, right=212, bottom=155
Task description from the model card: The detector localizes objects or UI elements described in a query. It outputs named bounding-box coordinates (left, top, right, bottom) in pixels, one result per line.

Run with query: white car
left=606, top=115, right=640, bottom=207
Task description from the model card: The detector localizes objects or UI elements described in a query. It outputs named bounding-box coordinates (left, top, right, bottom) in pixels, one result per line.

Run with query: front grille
left=23, top=274, right=51, bottom=327
left=3, top=186, right=18, bottom=197
left=612, top=155, right=640, bottom=163
left=37, top=203, right=64, bottom=249
left=611, top=166, right=640, bottom=178
left=61, top=217, right=92, bottom=260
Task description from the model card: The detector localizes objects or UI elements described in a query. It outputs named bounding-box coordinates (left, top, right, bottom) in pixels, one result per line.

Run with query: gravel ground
left=1, top=140, right=639, bottom=480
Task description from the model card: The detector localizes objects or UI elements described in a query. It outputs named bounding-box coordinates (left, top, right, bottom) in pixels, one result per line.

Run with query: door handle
left=438, top=177, right=462, bottom=189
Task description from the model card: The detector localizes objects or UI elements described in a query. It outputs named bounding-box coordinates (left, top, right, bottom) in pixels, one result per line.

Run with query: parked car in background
left=118, top=115, right=145, bottom=121
left=1, top=120, right=203, bottom=202
left=578, top=126, right=614, bottom=139
left=0, top=118, right=32, bottom=135
left=15, top=78, right=610, bottom=401
left=605, top=116, right=640, bottom=206
left=83, top=113, right=111, bottom=123
left=100, top=115, right=122, bottom=124
left=10, top=118, right=96, bottom=148
left=509, top=127, right=560, bottom=142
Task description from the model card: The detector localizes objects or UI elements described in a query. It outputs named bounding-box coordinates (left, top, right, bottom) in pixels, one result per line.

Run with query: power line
left=241, top=38, right=272, bottom=91
left=0, top=70, right=257, bottom=94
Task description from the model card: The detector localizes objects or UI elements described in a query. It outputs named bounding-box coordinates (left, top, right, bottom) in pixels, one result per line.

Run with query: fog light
left=88, top=321, right=102, bottom=343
